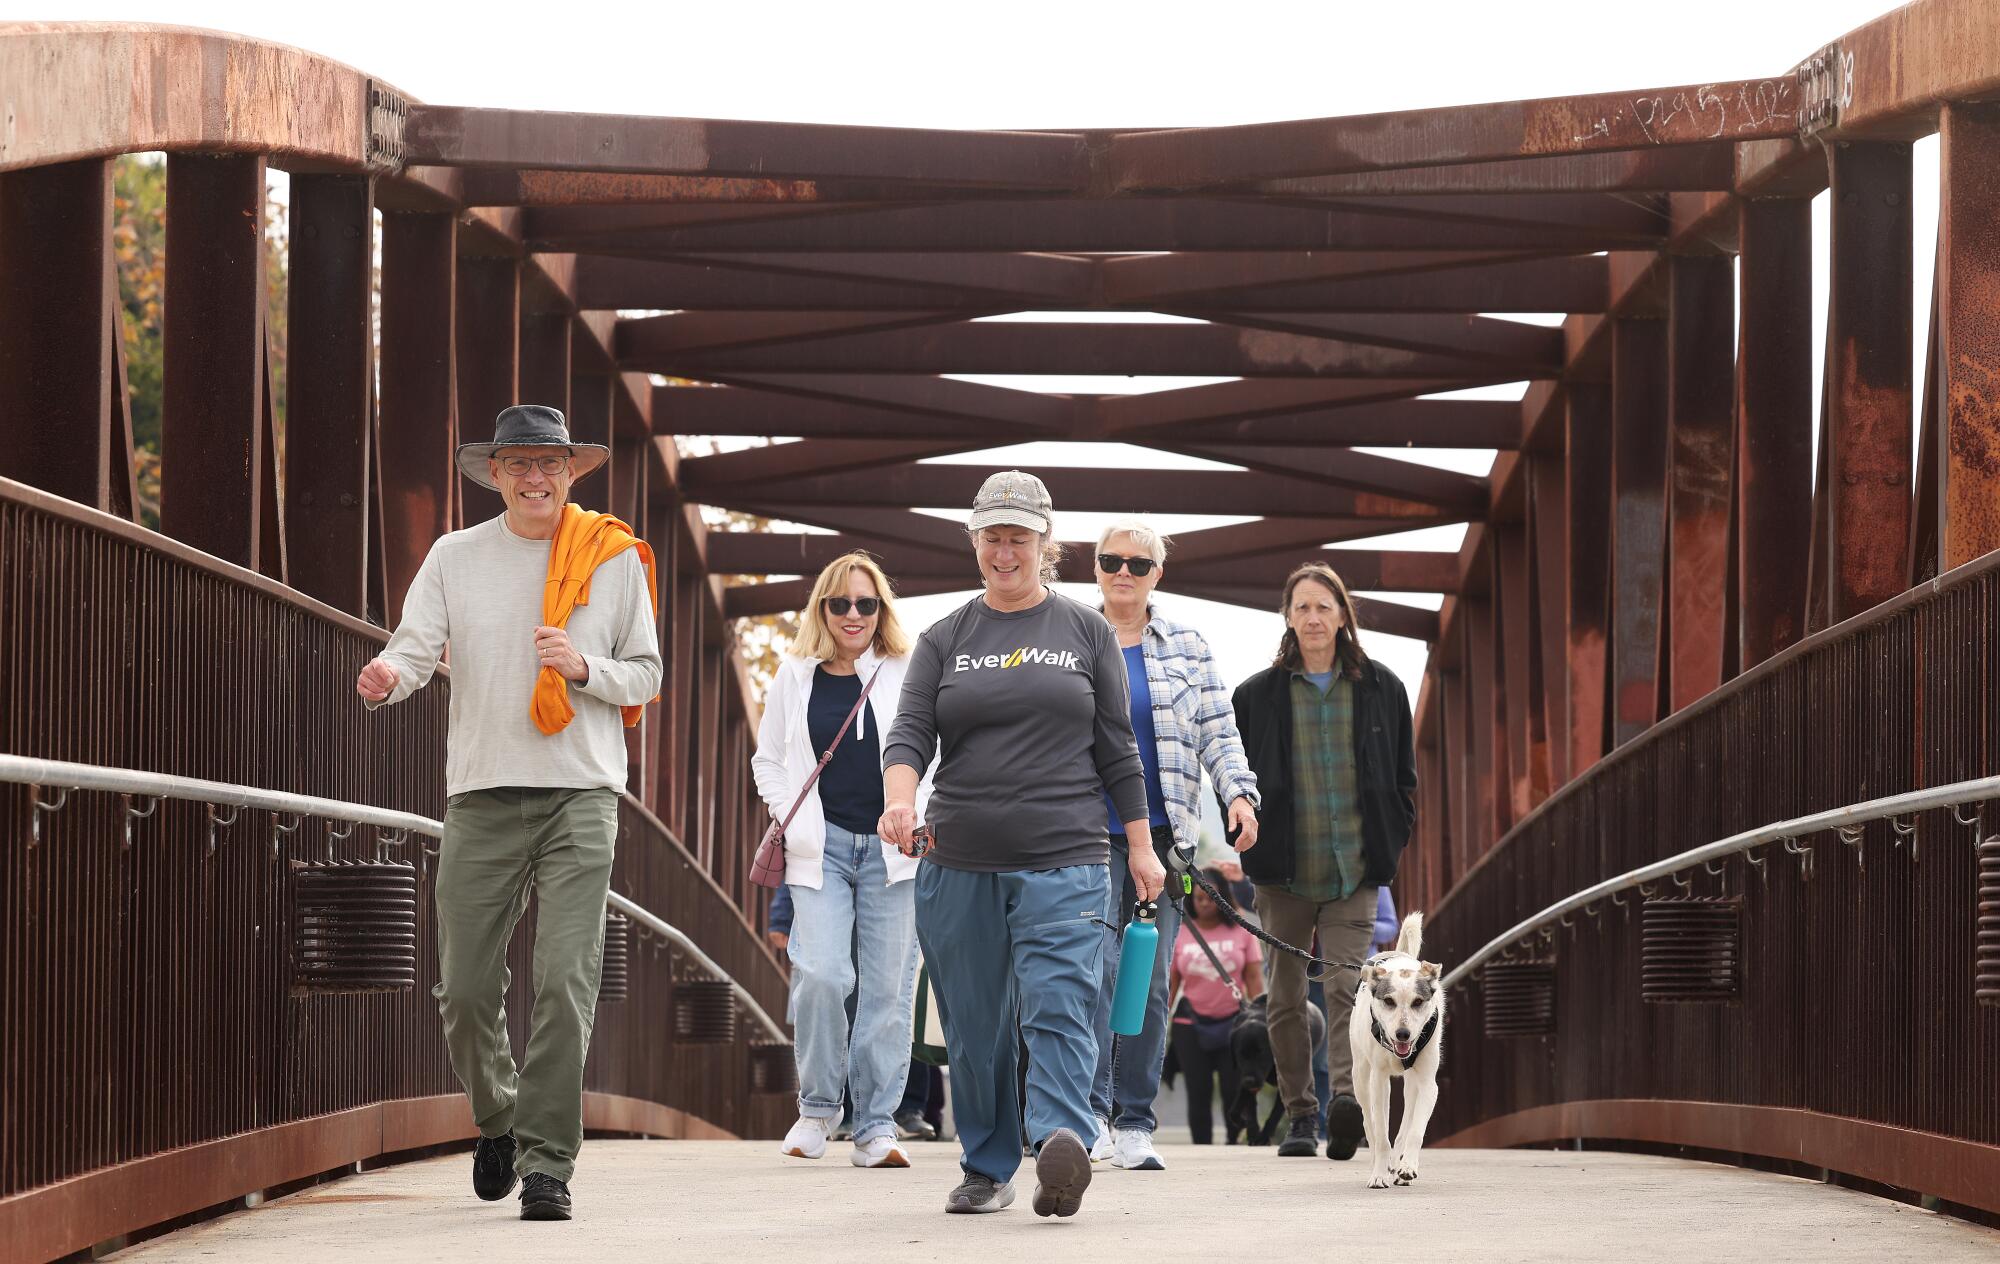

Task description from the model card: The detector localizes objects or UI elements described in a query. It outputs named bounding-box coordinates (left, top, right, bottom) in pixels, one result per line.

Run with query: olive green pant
left=1259, top=883, right=1378, bottom=1118
left=434, top=786, right=618, bottom=1183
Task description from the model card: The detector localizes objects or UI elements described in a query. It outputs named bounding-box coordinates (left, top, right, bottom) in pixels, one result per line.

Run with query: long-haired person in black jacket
left=1226, top=561, right=1416, bottom=1162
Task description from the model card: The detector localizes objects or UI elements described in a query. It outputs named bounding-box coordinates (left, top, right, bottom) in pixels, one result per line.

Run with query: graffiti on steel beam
left=1571, top=79, right=1796, bottom=150
left=1796, top=44, right=1855, bottom=138
left=366, top=82, right=410, bottom=173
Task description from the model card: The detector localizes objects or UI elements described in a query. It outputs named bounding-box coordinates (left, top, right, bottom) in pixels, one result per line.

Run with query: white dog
left=1347, top=912, right=1445, bottom=1189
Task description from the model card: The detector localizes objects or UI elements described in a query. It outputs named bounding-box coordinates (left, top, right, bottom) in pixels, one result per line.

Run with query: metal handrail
left=1, top=753, right=789, bottom=1044
left=1444, top=773, right=2000, bottom=988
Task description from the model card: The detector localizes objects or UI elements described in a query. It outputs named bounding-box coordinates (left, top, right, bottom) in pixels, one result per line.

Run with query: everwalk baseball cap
left=967, top=470, right=1053, bottom=534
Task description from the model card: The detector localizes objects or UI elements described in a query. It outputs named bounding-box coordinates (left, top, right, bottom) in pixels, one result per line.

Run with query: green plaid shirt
left=1288, top=673, right=1366, bottom=902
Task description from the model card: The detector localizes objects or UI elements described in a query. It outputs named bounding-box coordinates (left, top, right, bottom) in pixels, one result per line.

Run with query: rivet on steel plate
left=28, top=784, right=69, bottom=848
left=205, top=802, right=241, bottom=855
left=120, top=793, right=160, bottom=849
left=271, top=811, right=304, bottom=860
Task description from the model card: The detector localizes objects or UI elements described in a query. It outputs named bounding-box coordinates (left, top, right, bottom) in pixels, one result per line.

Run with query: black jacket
left=1225, top=658, right=1417, bottom=889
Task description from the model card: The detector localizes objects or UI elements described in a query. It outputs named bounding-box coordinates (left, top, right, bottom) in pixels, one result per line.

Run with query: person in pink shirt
left=1167, top=872, right=1265, bottom=1144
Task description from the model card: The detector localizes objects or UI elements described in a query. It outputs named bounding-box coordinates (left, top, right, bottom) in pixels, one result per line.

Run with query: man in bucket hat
left=355, top=404, right=661, bottom=1222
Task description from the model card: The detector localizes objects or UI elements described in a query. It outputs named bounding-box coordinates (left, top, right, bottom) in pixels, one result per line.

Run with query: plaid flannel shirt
left=1136, top=608, right=1260, bottom=852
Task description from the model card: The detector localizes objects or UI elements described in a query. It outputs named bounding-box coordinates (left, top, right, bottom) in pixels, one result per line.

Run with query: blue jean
left=915, top=861, right=1107, bottom=1184
left=1089, top=826, right=1180, bottom=1132
left=786, top=825, right=918, bottom=1145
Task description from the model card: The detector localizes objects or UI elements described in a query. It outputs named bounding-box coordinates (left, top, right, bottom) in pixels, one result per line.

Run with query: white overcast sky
left=37, top=0, right=1933, bottom=695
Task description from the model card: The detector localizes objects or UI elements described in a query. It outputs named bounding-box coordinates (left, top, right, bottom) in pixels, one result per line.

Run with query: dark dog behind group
left=1226, top=995, right=1325, bottom=1145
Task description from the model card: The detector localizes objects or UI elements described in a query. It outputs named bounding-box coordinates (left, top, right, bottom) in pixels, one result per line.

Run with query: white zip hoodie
left=750, top=649, right=933, bottom=890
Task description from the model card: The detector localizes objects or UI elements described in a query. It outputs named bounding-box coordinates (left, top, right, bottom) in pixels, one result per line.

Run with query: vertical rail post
left=1666, top=255, right=1735, bottom=711
left=286, top=174, right=376, bottom=616
left=1611, top=318, right=1668, bottom=747
left=1939, top=104, right=2000, bottom=570
left=378, top=212, right=458, bottom=621
left=1825, top=141, right=1914, bottom=620
left=455, top=256, right=520, bottom=526
left=567, top=363, right=613, bottom=515
left=0, top=159, right=116, bottom=508
left=162, top=154, right=266, bottom=568
left=1566, top=382, right=1613, bottom=774
left=1737, top=198, right=1815, bottom=667
left=1528, top=455, right=1569, bottom=788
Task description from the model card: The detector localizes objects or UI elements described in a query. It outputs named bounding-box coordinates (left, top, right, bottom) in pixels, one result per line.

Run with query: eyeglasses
left=496, top=454, right=571, bottom=477
left=1097, top=554, right=1157, bottom=577
left=822, top=596, right=881, bottom=617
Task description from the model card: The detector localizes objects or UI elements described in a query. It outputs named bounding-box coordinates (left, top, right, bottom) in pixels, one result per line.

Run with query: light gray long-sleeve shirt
left=366, top=514, right=663, bottom=796
left=883, top=590, right=1147, bottom=872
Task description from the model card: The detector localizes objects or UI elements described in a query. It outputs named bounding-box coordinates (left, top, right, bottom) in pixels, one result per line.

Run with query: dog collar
left=1370, top=1008, right=1441, bottom=1070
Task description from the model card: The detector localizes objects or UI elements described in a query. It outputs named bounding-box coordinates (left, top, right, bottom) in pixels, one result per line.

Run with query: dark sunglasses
left=822, top=596, right=881, bottom=617
left=1097, top=554, right=1157, bottom=577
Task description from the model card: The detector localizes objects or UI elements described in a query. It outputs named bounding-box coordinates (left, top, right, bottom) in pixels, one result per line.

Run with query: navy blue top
left=807, top=666, right=884, bottom=835
left=1104, top=643, right=1170, bottom=833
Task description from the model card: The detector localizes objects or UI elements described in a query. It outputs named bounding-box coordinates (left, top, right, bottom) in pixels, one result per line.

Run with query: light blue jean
left=915, top=861, right=1107, bottom=1184
left=786, top=824, right=918, bottom=1145
left=1089, top=825, right=1181, bottom=1133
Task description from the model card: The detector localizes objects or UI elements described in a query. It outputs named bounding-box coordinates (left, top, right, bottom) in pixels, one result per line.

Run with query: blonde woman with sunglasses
left=752, top=552, right=930, bottom=1169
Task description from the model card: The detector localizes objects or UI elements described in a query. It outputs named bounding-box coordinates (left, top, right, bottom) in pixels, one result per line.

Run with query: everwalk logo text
left=953, top=646, right=1082, bottom=672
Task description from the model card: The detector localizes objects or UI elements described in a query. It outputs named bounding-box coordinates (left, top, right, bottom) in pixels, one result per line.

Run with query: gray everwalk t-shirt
left=883, top=590, right=1148, bottom=872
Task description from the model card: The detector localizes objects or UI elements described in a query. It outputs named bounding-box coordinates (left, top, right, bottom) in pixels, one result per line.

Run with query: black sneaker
left=519, top=1172, right=572, bottom=1221
left=1030, top=1128, right=1092, bottom=1218
left=895, top=1108, right=938, bottom=1141
left=471, top=1132, right=517, bottom=1201
left=1325, top=1094, right=1364, bottom=1161
left=944, top=1172, right=1015, bottom=1214
left=1276, top=1113, right=1319, bottom=1157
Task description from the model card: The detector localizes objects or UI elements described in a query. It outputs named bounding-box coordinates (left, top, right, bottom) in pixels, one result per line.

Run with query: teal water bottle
left=1109, top=900, right=1160, bottom=1036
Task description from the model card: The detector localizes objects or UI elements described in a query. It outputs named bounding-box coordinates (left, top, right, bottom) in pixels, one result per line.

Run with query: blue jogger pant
left=914, top=861, right=1107, bottom=1184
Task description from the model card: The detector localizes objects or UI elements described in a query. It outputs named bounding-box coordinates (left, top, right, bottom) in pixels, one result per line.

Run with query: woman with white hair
left=753, top=551, right=928, bottom=1170
left=1085, top=518, right=1261, bottom=1173
left=880, top=471, right=1162, bottom=1220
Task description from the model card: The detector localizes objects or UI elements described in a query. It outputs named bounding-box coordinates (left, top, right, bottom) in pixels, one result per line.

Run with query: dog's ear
left=1420, top=960, right=1441, bottom=978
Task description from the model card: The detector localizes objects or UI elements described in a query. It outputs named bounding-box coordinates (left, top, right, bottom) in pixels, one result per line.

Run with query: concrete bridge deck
left=110, top=1140, right=2000, bottom=1262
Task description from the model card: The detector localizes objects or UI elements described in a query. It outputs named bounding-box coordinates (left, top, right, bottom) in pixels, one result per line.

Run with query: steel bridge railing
left=0, top=753, right=789, bottom=1044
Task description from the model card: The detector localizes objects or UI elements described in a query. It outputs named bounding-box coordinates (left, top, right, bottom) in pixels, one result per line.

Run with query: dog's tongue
left=1394, top=1041, right=1414, bottom=1057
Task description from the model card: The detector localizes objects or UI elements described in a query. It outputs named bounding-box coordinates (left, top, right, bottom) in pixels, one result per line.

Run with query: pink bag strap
left=771, top=664, right=884, bottom=834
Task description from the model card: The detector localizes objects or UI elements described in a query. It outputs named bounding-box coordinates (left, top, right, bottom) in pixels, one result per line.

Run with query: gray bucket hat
left=967, top=469, right=1052, bottom=534
left=455, top=404, right=610, bottom=491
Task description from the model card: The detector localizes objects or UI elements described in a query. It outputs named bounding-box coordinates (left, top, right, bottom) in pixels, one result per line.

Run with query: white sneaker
left=781, top=1116, right=832, bottom=1159
left=1110, top=1128, right=1165, bottom=1171
left=1089, top=1116, right=1114, bottom=1162
left=851, top=1136, right=912, bottom=1168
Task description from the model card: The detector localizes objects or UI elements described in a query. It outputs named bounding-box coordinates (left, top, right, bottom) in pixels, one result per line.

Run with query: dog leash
left=1168, top=847, right=1364, bottom=982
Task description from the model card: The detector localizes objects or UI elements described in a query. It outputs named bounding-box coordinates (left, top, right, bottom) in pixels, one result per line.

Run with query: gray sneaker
left=945, top=1172, right=1015, bottom=1214
left=1031, top=1128, right=1092, bottom=1218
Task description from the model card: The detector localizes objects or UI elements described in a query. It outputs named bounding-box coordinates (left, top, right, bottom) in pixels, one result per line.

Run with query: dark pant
left=1169, top=1019, right=1240, bottom=1145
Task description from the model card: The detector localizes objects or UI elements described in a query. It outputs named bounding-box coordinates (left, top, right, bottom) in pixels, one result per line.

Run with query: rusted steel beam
left=1527, top=455, right=1569, bottom=788
left=683, top=371, right=1073, bottom=432
left=1938, top=103, right=2000, bottom=570
left=1566, top=383, right=1613, bottom=774
left=1098, top=377, right=1492, bottom=436
left=161, top=154, right=266, bottom=568
left=706, top=531, right=1458, bottom=592
left=682, top=438, right=986, bottom=487
left=692, top=463, right=1443, bottom=520
left=531, top=199, right=1666, bottom=254
left=572, top=253, right=1082, bottom=311
left=1822, top=0, right=2000, bottom=141
left=1825, top=142, right=1914, bottom=620
left=455, top=168, right=1018, bottom=206
left=1610, top=319, right=1668, bottom=746
left=1912, top=266, right=1942, bottom=586
left=519, top=312, right=572, bottom=421
left=1248, top=146, right=1735, bottom=197
left=0, top=158, right=115, bottom=508
left=285, top=174, right=376, bottom=615
left=1158, top=398, right=1523, bottom=449
left=1494, top=523, right=1537, bottom=816
left=378, top=213, right=456, bottom=622
left=1194, top=313, right=1566, bottom=370
left=1735, top=199, right=1814, bottom=669
left=1158, top=441, right=1489, bottom=512
left=567, top=369, right=614, bottom=514
left=1192, top=255, right=1614, bottom=314
left=628, top=321, right=1555, bottom=380
left=405, top=106, right=1087, bottom=188
left=1168, top=516, right=1443, bottom=563
left=1463, top=592, right=1501, bottom=848
left=651, top=385, right=1034, bottom=441
left=1101, top=250, right=1553, bottom=306
left=1665, top=255, right=1734, bottom=712
left=1107, top=77, right=1801, bottom=190
left=617, top=310, right=973, bottom=357
left=0, top=24, right=381, bottom=173
left=454, top=256, right=520, bottom=527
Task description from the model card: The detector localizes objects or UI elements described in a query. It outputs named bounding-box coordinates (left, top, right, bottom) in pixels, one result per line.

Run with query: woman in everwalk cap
left=878, top=470, right=1163, bottom=1219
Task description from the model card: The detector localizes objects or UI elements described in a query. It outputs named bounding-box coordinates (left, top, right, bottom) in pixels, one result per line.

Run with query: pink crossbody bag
left=748, top=665, right=884, bottom=890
